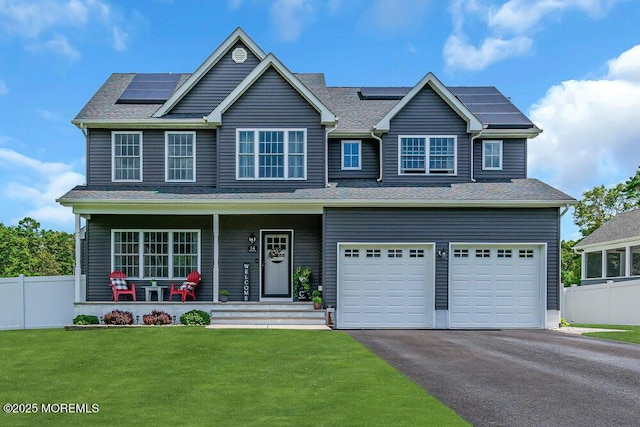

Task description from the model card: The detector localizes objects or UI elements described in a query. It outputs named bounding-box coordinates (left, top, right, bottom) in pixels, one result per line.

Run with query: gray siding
left=383, top=85, right=470, bottom=185
left=87, top=129, right=216, bottom=186
left=473, top=138, right=527, bottom=180
left=323, top=208, right=560, bottom=311
left=168, top=41, right=261, bottom=115
left=217, top=67, right=325, bottom=189
left=85, top=215, right=214, bottom=301
left=219, top=215, right=322, bottom=301
left=328, top=138, right=379, bottom=180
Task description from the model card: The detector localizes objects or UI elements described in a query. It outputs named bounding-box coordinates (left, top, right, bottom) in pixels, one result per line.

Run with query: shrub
left=103, top=310, right=134, bottom=325
left=559, top=318, right=573, bottom=328
left=73, top=314, right=99, bottom=325
left=180, top=309, right=211, bottom=325
left=143, top=310, right=172, bottom=325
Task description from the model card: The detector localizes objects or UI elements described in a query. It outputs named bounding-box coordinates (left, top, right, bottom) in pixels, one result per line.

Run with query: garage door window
left=519, top=249, right=534, bottom=258
left=410, top=249, right=425, bottom=258
left=453, top=249, right=468, bottom=258
left=388, top=249, right=403, bottom=258
left=475, top=249, right=491, bottom=258
left=344, top=249, right=359, bottom=258
left=497, top=249, right=512, bottom=258
left=366, top=249, right=381, bottom=258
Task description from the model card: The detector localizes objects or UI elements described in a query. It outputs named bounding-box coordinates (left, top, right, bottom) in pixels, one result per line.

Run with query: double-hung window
left=166, top=132, right=196, bottom=182
left=112, top=131, right=142, bottom=181
left=236, top=129, right=306, bottom=179
left=398, top=136, right=456, bottom=175
left=112, top=230, right=200, bottom=279
left=341, top=140, right=361, bottom=170
left=482, top=140, right=503, bottom=170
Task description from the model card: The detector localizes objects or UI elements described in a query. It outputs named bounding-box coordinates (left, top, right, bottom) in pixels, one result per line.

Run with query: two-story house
left=58, top=28, right=575, bottom=329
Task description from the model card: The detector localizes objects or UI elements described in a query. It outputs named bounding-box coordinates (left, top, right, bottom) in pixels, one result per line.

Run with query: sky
left=0, top=0, right=638, bottom=240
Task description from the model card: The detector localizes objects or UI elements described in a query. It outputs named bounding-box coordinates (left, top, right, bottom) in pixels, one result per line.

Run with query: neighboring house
left=574, top=209, right=640, bottom=285
left=58, top=28, right=575, bottom=329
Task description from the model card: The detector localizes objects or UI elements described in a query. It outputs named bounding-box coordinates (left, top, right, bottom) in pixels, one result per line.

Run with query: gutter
left=370, top=130, right=384, bottom=182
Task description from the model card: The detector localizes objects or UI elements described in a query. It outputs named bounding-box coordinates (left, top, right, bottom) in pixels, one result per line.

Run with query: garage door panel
left=450, top=245, right=542, bottom=329
left=338, top=244, right=433, bottom=328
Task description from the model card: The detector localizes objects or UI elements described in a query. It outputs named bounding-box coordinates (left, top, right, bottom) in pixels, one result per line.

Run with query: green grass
left=0, top=328, right=467, bottom=426
left=573, top=323, right=640, bottom=344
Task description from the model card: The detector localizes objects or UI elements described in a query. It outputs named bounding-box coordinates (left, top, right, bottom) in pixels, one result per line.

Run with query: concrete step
left=211, top=302, right=316, bottom=311
left=209, top=316, right=327, bottom=325
left=213, top=309, right=326, bottom=318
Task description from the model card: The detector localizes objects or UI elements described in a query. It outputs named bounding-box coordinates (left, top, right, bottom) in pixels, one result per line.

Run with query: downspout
left=370, top=131, right=383, bottom=182
left=325, top=124, right=337, bottom=187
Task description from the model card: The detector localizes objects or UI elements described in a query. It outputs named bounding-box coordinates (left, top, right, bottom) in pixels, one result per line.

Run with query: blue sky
left=0, top=0, right=639, bottom=240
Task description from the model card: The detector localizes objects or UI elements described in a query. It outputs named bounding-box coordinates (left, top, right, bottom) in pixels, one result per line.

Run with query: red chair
left=169, top=271, right=201, bottom=302
left=108, top=270, right=137, bottom=302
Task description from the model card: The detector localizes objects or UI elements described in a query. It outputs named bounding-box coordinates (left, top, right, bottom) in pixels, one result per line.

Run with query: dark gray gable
left=168, top=41, right=261, bottom=116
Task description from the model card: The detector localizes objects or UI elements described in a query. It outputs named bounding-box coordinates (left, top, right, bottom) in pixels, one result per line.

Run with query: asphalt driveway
left=347, top=330, right=640, bottom=427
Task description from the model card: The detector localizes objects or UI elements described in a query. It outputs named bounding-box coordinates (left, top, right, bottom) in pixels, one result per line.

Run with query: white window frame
left=165, top=131, right=196, bottom=182
left=112, top=131, right=143, bottom=182
left=397, top=135, right=457, bottom=176
left=111, top=229, right=201, bottom=280
left=341, top=140, right=362, bottom=170
left=482, top=140, right=503, bottom=171
left=235, top=128, right=307, bottom=180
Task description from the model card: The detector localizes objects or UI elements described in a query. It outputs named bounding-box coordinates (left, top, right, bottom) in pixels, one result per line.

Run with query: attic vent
left=232, top=47, right=247, bottom=64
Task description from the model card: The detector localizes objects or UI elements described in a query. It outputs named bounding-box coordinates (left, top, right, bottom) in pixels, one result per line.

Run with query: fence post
left=20, top=274, right=26, bottom=329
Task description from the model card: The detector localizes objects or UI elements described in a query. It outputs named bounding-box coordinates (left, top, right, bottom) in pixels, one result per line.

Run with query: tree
left=561, top=240, right=581, bottom=286
left=572, top=184, right=637, bottom=237
left=623, top=166, right=640, bottom=201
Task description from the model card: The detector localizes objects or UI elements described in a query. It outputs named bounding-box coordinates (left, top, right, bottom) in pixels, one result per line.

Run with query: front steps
left=210, top=302, right=328, bottom=327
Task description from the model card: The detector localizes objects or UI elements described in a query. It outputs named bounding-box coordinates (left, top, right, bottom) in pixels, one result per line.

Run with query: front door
left=262, top=231, right=292, bottom=299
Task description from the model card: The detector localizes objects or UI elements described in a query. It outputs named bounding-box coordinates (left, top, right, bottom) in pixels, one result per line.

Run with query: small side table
left=142, top=285, right=168, bottom=302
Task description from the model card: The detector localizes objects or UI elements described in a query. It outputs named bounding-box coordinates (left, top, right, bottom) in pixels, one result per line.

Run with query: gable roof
left=374, top=72, right=484, bottom=133
left=152, top=27, right=266, bottom=118
left=574, top=209, right=640, bottom=250
left=206, top=53, right=336, bottom=126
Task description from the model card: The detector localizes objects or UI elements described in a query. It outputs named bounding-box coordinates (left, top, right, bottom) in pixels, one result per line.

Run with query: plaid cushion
left=110, top=278, right=129, bottom=290
left=179, top=281, right=196, bottom=291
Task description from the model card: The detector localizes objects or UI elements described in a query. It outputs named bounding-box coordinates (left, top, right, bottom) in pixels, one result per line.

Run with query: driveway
left=347, top=330, right=640, bottom=427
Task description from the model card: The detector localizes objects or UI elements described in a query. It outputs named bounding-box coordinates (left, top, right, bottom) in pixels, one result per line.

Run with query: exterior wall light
left=248, top=233, right=257, bottom=244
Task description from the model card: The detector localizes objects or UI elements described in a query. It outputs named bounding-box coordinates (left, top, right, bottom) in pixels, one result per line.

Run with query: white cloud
left=38, top=108, right=63, bottom=121
left=360, top=0, right=431, bottom=35
left=112, top=25, right=128, bottom=51
left=228, top=0, right=242, bottom=10
left=0, top=79, right=7, bottom=95
left=0, top=147, right=84, bottom=227
left=528, top=44, right=640, bottom=199
left=445, top=0, right=619, bottom=71
left=269, top=0, right=315, bottom=41
left=0, top=0, right=130, bottom=57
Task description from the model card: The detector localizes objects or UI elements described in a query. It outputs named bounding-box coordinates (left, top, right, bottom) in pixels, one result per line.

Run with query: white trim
left=213, top=214, right=219, bottom=303
left=110, top=229, right=201, bottom=280
left=341, top=140, right=362, bottom=170
left=153, top=28, right=267, bottom=118
left=397, top=135, right=458, bottom=176
left=448, top=242, right=547, bottom=329
left=235, top=128, right=307, bottom=180
left=207, top=53, right=336, bottom=126
left=482, top=140, right=503, bottom=171
left=111, top=131, right=143, bottom=182
left=574, top=236, right=640, bottom=251
left=74, top=119, right=210, bottom=129
left=375, top=72, right=483, bottom=133
left=259, top=229, right=295, bottom=301
left=165, top=131, right=197, bottom=182
left=336, top=242, right=436, bottom=329
left=74, top=214, right=82, bottom=303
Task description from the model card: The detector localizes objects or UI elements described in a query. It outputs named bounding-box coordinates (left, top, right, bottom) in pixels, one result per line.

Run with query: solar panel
left=117, top=74, right=181, bottom=104
left=359, top=87, right=411, bottom=100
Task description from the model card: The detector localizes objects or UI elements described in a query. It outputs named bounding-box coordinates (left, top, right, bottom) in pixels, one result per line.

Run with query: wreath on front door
left=268, top=246, right=285, bottom=263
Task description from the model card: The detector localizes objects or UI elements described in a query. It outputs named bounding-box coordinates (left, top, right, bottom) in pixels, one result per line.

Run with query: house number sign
left=242, top=263, right=250, bottom=301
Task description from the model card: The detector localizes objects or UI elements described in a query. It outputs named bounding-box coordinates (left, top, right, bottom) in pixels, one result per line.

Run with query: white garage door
left=337, top=244, right=434, bottom=329
left=450, top=245, right=544, bottom=328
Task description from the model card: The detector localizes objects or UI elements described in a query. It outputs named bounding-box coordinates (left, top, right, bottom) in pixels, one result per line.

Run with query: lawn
left=573, top=323, right=640, bottom=344
left=0, top=328, right=467, bottom=426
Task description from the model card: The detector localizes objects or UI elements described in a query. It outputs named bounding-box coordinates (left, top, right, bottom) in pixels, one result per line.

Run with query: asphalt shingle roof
left=574, top=209, right=640, bottom=248
left=58, top=179, right=574, bottom=205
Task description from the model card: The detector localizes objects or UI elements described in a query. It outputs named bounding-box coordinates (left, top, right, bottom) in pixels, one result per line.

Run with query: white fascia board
left=72, top=118, right=211, bottom=129
left=574, top=237, right=640, bottom=252
left=328, top=129, right=376, bottom=139
left=152, top=27, right=267, bottom=118
left=207, top=54, right=336, bottom=126
left=480, top=128, right=543, bottom=139
left=374, top=72, right=483, bottom=133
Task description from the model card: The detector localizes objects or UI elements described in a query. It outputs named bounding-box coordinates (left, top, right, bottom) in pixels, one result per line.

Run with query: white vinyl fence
left=0, top=275, right=80, bottom=330
left=562, top=279, right=640, bottom=326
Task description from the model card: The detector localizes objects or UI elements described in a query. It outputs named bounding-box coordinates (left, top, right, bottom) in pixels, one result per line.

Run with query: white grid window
left=112, top=230, right=200, bottom=279
left=497, top=249, right=512, bottom=258
left=236, top=129, right=306, bottom=180
left=113, top=132, right=142, bottom=181
left=166, top=132, right=195, bottom=181
left=519, top=249, right=534, bottom=258
left=410, top=249, right=425, bottom=258
left=483, top=140, right=503, bottom=170
left=453, top=249, right=469, bottom=258
left=342, top=140, right=361, bottom=170
left=366, top=249, right=381, bottom=258
left=399, top=136, right=456, bottom=175
left=113, top=232, right=139, bottom=277
left=475, top=249, right=491, bottom=258
left=388, top=249, right=403, bottom=258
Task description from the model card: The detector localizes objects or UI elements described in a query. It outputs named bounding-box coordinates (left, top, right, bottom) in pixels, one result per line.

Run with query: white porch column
left=74, top=214, right=82, bottom=302
left=625, top=246, right=632, bottom=277
left=213, top=214, right=220, bottom=302
left=601, top=249, right=607, bottom=280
